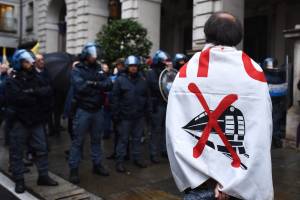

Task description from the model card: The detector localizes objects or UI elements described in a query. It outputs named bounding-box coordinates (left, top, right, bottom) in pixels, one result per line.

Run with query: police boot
left=15, top=179, right=25, bottom=194
left=150, top=155, right=160, bottom=164
left=106, top=152, right=116, bottom=160
left=134, top=160, right=147, bottom=168
left=69, top=168, right=80, bottom=184
left=93, top=164, right=110, bottom=176
left=37, top=175, right=58, bottom=186
left=116, top=162, right=126, bottom=173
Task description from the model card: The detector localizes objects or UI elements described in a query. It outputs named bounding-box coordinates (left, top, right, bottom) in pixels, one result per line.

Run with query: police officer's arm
left=5, top=80, right=36, bottom=107
left=93, top=73, right=113, bottom=92
left=111, top=78, right=121, bottom=120
left=71, top=68, right=95, bottom=95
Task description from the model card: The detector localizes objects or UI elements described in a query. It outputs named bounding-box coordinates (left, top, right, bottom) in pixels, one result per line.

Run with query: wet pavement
left=0, top=123, right=300, bottom=200
left=46, top=127, right=182, bottom=200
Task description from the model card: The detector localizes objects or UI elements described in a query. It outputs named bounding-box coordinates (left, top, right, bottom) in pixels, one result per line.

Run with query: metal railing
left=0, top=16, right=17, bottom=33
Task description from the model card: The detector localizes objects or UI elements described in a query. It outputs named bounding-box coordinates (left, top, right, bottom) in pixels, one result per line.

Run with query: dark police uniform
left=68, top=61, right=112, bottom=169
left=146, top=67, right=167, bottom=158
left=111, top=73, right=150, bottom=164
left=5, top=69, right=53, bottom=181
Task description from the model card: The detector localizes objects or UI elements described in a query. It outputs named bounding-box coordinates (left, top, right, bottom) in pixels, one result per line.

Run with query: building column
left=192, top=0, right=244, bottom=51
left=66, top=0, right=89, bottom=54
left=66, top=0, right=109, bottom=54
left=283, top=26, right=300, bottom=148
left=121, top=0, right=162, bottom=55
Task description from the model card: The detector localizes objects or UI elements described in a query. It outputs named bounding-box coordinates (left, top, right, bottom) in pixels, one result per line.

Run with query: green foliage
left=96, top=19, right=152, bottom=66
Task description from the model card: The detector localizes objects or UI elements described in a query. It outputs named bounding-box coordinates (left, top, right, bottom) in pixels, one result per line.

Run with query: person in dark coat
left=111, top=55, right=150, bottom=173
left=146, top=50, right=172, bottom=163
left=5, top=49, right=58, bottom=194
left=106, top=58, right=128, bottom=160
left=68, top=42, right=112, bottom=184
left=34, top=54, right=53, bottom=150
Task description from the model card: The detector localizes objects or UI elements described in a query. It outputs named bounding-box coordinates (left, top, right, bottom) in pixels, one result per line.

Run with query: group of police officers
left=0, top=42, right=188, bottom=194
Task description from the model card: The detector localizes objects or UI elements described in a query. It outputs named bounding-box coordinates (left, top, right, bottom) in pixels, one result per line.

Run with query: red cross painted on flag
left=188, top=83, right=241, bottom=168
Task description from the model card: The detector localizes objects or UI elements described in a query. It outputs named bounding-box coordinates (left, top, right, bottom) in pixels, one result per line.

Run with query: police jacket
left=71, top=62, right=112, bottom=112
left=111, top=72, right=150, bottom=120
left=145, top=67, right=166, bottom=108
left=5, top=69, right=53, bottom=127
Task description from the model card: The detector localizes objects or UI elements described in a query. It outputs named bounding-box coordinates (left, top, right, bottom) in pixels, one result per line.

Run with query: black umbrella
left=44, top=52, right=76, bottom=136
left=44, top=52, right=75, bottom=86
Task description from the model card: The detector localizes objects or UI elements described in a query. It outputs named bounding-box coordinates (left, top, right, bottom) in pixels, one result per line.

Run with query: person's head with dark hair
left=204, top=12, right=243, bottom=47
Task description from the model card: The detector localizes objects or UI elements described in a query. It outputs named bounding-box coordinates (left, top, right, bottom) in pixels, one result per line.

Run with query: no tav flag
left=166, top=44, right=274, bottom=200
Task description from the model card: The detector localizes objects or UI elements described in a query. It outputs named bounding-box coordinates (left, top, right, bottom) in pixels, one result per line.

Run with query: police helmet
left=173, top=53, right=188, bottom=70
left=262, top=58, right=278, bottom=70
left=80, top=42, right=102, bottom=60
left=12, top=49, right=35, bottom=71
left=152, top=50, right=171, bottom=66
left=125, top=55, right=140, bottom=68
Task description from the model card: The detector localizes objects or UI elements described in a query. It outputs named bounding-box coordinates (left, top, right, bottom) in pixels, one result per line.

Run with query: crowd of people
left=0, top=41, right=188, bottom=194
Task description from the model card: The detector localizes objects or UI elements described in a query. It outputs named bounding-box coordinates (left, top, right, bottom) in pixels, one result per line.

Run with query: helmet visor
left=20, top=51, right=35, bottom=64
left=86, top=45, right=101, bottom=59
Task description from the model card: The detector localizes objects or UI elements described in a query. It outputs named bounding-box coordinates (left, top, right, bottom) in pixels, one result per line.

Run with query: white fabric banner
left=166, top=44, right=274, bottom=200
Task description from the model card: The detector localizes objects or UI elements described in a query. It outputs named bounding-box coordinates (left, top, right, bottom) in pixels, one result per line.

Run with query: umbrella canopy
left=44, top=52, right=74, bottom=81
left=44, top=52, right=75, bottom=94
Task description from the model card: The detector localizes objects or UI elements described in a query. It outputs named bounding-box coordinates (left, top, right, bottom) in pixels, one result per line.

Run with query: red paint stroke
left=188, top=83, right=241, bottom=168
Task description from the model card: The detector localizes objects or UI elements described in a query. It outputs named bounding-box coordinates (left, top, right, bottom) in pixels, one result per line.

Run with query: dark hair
left=204, top=12, right=243, bottom=46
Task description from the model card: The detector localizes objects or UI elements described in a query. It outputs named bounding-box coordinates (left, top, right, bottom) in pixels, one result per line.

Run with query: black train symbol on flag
left=183, top=106, right=249, bottom=170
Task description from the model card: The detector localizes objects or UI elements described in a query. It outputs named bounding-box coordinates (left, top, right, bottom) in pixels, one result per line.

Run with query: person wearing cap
left=146, top=50, right=172, bottom=164
left=111, top=55, right=150, bottom=173
left=5, top=49, right=58, bottom=194
left=68, top=42, right=112, bottom=184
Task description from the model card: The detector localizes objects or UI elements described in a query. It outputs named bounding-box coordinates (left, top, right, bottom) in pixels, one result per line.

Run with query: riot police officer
left=146, top=50, right=171, bottom=163
left=112, top=55, right=149, bottom=173
left=263, top=57, right=287, bottom=148
left=5, top=49, right=58, bottom=193
left=173, top=53, right=188, bottom=70
left=68, top=42, right=112, bottom=183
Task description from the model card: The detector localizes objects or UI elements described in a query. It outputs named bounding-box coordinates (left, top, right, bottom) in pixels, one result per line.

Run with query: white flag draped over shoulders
left=166, top=44, right=274, bottom=200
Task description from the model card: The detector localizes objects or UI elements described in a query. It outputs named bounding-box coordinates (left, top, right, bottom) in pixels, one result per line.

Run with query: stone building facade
left=0, top=0, right=244, bottom=55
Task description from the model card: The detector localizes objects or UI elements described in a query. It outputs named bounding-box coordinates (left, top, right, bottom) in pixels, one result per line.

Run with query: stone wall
left=35, top=0, right=108, bottom=54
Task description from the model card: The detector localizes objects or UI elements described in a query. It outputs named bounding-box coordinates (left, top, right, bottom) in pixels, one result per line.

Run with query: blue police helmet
left=12, top=49, right=35, bottom=71
left=262, top=57, right=278, bottom=70
left=174, top=53, right=187, bottom=63
left=125, top=55, right=140, bottom=68
left=173, top=53, right=187, bottom=70
left=81, top=42, right=102, bottom=60
left=152, top=50, right=171, bottom=66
